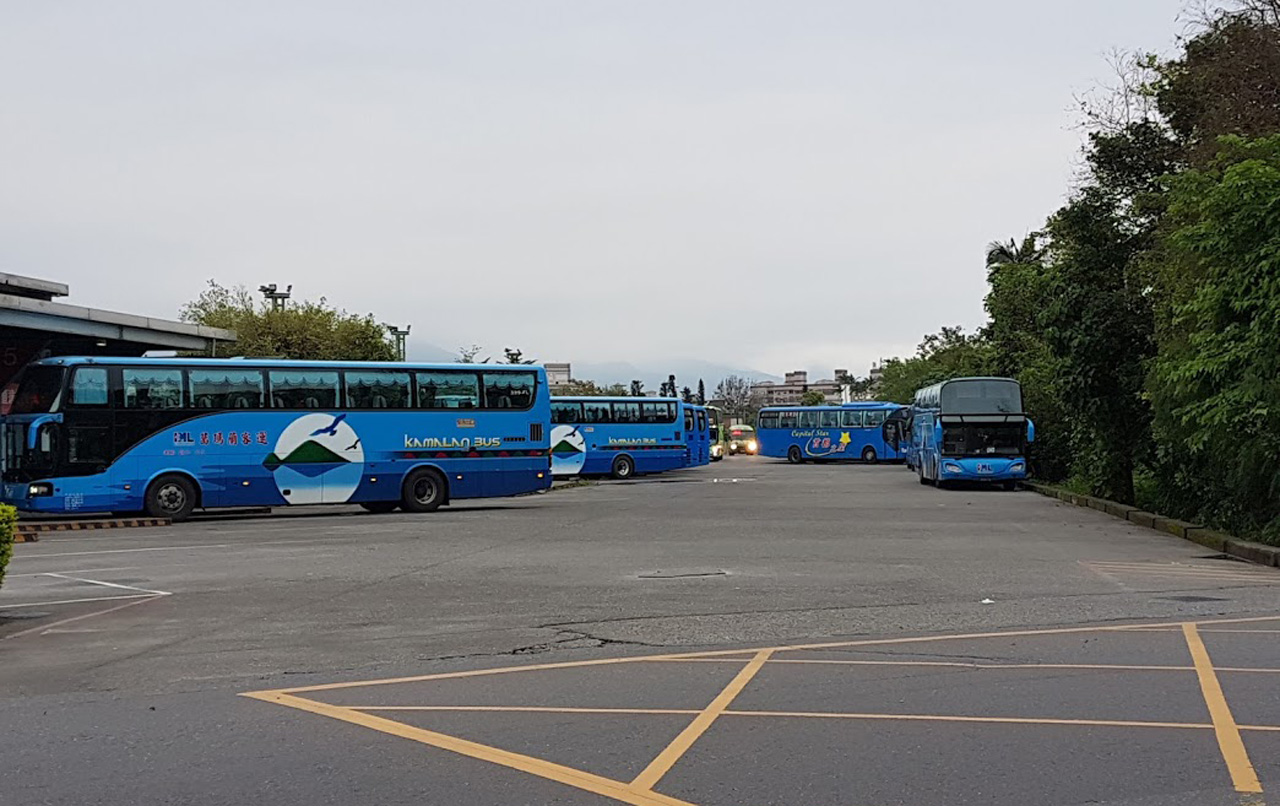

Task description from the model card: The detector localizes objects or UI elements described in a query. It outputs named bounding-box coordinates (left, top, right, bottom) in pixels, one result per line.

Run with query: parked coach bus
left=756, top=401, right=908, bottom=463
left=899, top=377, right=1034, bottom=489
left=0, top=357, right=551, bottom=520
left=683, top=404, right=711, bottom=467
left=549, top=396, right=687, bottom=479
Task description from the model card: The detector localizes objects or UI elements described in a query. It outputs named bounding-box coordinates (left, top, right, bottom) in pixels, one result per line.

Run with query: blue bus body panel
left=756, top=403, right=905, bottom=462
left=3, top=408, right=551, bottom=515
left=910, top=377, right=1032, bottom=485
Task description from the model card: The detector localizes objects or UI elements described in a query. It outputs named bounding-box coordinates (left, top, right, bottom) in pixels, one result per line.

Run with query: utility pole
left=258, top=283, right=292, bottom=311
left=386, top=325, right=411, bottom=361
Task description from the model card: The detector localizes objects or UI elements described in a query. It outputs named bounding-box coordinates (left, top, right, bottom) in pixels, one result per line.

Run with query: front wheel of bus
left=861, top=446, right=878, bottom=464
left=787, top=445, right=803, bottom=464
left=145, top=474, right=197, bottom=522
left=401, top=468, right=446, bottom=512
left=611, top=455, right=635, bottom=480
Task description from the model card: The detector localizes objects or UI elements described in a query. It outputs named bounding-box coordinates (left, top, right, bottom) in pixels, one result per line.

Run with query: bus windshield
left=941, top=379, right=1022, bottom=414
left=10, top=366, right=66, bottom=414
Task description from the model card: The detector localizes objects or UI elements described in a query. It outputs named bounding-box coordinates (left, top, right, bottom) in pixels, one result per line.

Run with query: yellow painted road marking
left=726, top=709, right=1215, bottom=730
left=631, top=649, right=772, bottom=791
left=352, top=705, right=700, bottom=716
left=240, top=691, right=697, bottom=806
left=1183, top=623, right=1263, bottom=795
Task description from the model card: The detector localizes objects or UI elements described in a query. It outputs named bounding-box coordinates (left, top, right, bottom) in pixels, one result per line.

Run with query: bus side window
left=684, top=409, right=694, bottom=431
left=551, top=402, right=583, bottom=424
left=583, top=402, right=612, bottom=423
left=865, top=410, right=887, bottom=429
left=122, top=368, right=184, bottom=409
left=758, top=412, right=779, bottom=429
left=799, top=411, right=818, bottom=428
left=820, top=410, right=839, bottom=428
left=841, top=410, right=863, bottom=428
left=189, top=369, right=264, bottom=410
left=778, top=411, right=798, bottom=429
left=417, top=371, right=480, bottom=409
left=483, top=372, right=535, bottom=410
left=613, top=401, right=641, bottom=423
left=69, top=368, right=109, bottom=407
left=345, top=370, right=410, bottom=409
left=269, top=371, right=339, bottom=409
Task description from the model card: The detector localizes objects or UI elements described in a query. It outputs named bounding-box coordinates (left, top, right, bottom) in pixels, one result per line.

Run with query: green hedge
left=0, top=504, right=15, bottom=590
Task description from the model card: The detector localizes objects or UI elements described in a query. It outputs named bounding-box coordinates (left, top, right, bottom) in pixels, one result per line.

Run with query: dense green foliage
left=181, top=281, right=396, bottom=361
left=874, top=3, right=1280, bottom=541
left=0, top=504, right=15, bottom=591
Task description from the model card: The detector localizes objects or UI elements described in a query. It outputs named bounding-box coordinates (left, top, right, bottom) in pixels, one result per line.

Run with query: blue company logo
left=262, top=413, right=365, bottom=504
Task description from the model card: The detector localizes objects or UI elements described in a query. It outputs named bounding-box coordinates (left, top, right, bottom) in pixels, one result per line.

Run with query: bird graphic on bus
left=310, top=413, right=347, bottom=437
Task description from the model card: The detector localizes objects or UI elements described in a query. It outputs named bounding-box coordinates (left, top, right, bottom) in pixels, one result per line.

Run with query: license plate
left=976, top=463, right=993, bottom=474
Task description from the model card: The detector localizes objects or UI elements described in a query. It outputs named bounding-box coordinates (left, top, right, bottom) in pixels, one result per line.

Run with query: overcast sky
left=1, top=1, right=1186, bottom=379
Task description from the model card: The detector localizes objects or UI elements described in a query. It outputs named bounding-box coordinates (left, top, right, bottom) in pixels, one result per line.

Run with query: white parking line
left=42, top=573, right=171, bottom=596
left=0, top=573, right=172, bottom=610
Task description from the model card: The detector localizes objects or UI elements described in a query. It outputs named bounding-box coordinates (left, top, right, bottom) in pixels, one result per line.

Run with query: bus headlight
left=1010, top=462, right=1025, bottom=474
left=27, top=482, right=53, bottom=497
left=942, top=462, right=962, bottom=474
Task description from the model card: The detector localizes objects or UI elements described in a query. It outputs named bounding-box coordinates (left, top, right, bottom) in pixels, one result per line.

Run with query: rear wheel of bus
left=861, top=446, right=877, bottom=464
left=611, top=455, right=635, bottom=480
left=787, top=445, right=803, bottom=464
left=401, top=468, right=446, bottom=512
left=145, top=474, right=197, bottom=522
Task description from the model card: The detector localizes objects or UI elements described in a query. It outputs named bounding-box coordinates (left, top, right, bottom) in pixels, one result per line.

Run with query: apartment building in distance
left=750, top=369, right=851, bottom=407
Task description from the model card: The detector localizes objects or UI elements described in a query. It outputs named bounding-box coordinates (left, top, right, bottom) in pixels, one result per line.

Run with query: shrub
left=0, top=504, right=15, bottom=590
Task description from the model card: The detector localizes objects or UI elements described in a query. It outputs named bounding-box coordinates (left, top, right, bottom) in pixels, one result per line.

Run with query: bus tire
left=861, top=446, right=878, bottom=464
left=787, top=445, right=803, bottom=464
left=611, top=455, right=635, bottom=480
left=360, top=501, right=399, bottom=513
left=145, top=474, right=197, bottom=522
left=918, top=464, right=929, bottom=485
left=401, top=468, right=446, bottom=512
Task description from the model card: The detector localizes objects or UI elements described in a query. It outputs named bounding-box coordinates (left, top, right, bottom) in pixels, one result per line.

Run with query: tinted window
left=189, top=369, right=264, bottom=409
left=613, top=401, right=641, bottom=423
left=10, top=366, right=65, bottom=413
left=641, top=402, right=675, bottom=424
left=69, top=368, right=109, bottom=407
left=757, top=412, right=778, bottom=430
left=551, top=401, right=583, bottom=424
left=841, top=410, right=863, bottom=427
left=696, top=410, right=707, bottom=430
left=865, top=409, right=888, bottom=428
left=684, top=409, right=695, bottom=430
left=483, top=372, right=535, bottom=410
left=417, top=371, right=479, bottom=409
left=942, top=379, right=1022, bottom=414
left=123, top=368, right=183, bottom=409
left=270, top=370, right=339, bottom=409
left=778, top=410, right=798, bottom=429
left=799, top=411, right=818, bottom=428
left=820, top=410, right=839, bottom=428
left=346, top=371, right=410, bottom=409
left=583, top=400, right=613, bottom=423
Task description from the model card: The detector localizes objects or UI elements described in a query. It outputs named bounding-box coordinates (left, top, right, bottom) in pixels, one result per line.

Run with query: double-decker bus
left=0, top=357, right=551, bottom=520
left=549, top=396, right=687, bottom=479
left=901, top=377, right=1035, bottom=489
left=755, top=401, right=908, bottom=463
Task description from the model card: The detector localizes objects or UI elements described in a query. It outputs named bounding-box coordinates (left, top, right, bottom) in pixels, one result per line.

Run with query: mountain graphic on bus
left=263, top=440, right=348, bottom=475
left=551, top=438, right=585, bottom=456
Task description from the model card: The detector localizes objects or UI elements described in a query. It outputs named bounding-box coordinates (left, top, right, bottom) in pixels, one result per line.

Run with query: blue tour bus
left=901, top=376, right=1034, bottom=489
left=683, top=404, right=711, bottom=467
left=549, top=396, right=687, bottom=479
left=755, top=401, right=908, bottom=464
left=0, top=357, right=551, bottom=520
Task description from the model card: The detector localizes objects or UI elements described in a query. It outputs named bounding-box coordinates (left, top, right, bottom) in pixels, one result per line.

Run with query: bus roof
left=28, top=356, right=544, bottom=372
left=758, top=402, right=904, bottom=412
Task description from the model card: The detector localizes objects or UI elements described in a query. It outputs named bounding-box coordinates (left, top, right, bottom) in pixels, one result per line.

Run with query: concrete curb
left=1025, top=482, right=1280, bottom=568
left=15, top=517, right=171, bottom=537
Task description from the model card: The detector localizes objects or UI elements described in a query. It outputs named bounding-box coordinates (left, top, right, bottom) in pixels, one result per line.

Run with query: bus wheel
left=401, top=468, right=446, bottom=512
left=861, top=446, right=878, bottom=464
left=145, top=474, right=197, bottom=522
left=611, top=455, right=635, bottom=480
left=787, top=445, right=803, bottom=464
left=360, top=501, right=399, bottom=513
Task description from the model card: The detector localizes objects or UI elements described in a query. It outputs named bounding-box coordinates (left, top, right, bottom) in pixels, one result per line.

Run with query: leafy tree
left=458, top=344, right=485, bottom=363
left=681, top=386, right=695, bottom=403
left=985, top=235, right=1045, bottom=268
left=876, top=327, right=994, bottom=404
left=696, top=379, right=706, bottom=405
left=180, top=281, right=395, bottom=361
left=602, top=383, right=629, bottom=396
left=799, top=390, right=826, bottom=406
left=714, top=375, right=759, bottom=418
left=659, top=374, right=677, bottom=397
left=503, top=348, right=534, bottom=365
left=1149, top=134, right=1280, bottom=540
left=630, top=379, right=645, bottom=397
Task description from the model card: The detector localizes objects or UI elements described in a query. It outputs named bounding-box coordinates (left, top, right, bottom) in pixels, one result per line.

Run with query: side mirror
left=1026, top=418, right=1036, bottom=444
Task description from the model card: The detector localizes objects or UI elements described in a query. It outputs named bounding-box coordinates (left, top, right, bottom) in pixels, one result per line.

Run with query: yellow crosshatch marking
left=243, top=615, right=1280, bottom=806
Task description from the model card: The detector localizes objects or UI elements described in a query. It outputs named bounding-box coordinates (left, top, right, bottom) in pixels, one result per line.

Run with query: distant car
left=727, top=426, right=758, bottom=456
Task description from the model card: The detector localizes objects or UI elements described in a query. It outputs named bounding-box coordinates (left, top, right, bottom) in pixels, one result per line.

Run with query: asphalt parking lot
left=3, top=458, right=1279, bottom=806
